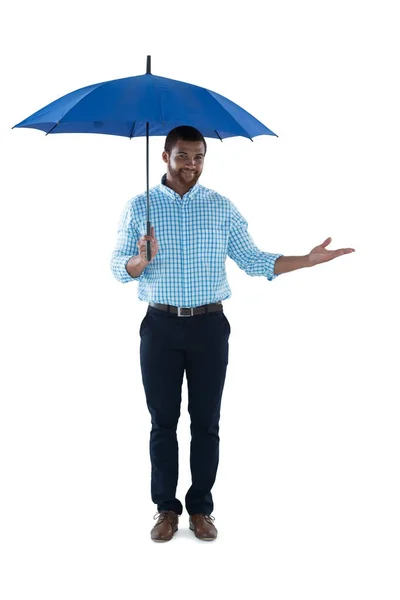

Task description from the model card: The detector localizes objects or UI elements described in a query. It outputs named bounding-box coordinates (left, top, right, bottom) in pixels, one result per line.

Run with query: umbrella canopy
left=13, top=56, right=277, bottom=260
left=13, top=63, right=277, bottom=140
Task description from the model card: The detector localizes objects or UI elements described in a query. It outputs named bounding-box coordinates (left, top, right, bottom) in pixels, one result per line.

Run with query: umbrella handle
left=146, top=221, right=152, bottom=262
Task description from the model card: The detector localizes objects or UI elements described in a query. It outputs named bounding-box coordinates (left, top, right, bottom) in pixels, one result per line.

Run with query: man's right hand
left=137, top=226, right=159, bottom=264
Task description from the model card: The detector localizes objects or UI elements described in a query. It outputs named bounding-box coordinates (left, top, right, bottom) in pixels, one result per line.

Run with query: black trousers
left=139, top=305, right=230, bottom=516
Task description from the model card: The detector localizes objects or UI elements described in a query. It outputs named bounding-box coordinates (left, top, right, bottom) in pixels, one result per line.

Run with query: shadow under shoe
left=151, top=511, right=179, bottom=542
left=189, top=514, right=218, bottom=541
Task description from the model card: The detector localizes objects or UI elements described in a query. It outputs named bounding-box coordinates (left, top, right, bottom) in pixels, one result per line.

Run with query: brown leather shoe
left=189, top=514, right=218, bottom=541
left=151, top=511, right=179, bottom=542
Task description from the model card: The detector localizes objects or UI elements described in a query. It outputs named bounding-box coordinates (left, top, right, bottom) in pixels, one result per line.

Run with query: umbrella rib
left=39, top=81, right=107, bottom=135
left=205, top=91, right=250, bottom=138
left=206, top=88, right=267, bottom=139
left=152, top=77, right=165, bottom=123
left=215, top=130, right=223, bottom=142
left=129, top=121, right=136, bottom=139
left=46, top=122, right=60, bottom=135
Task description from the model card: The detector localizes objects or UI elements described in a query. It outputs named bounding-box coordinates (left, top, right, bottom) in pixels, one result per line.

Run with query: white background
left=1, top=1, right=399, bottom=599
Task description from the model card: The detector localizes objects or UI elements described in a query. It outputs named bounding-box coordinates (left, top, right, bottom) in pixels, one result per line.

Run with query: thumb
left=321, top=237, right=332, bottom=248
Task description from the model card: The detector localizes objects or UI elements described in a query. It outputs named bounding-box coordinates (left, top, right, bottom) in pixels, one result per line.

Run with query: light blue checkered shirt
left=110, top=175, right=283, bottom=307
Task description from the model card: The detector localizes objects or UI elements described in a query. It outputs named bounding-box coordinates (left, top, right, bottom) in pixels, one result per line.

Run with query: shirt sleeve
left=110, top=200, right=144, bottom=283
left=227, top=200, right=283, bottom=281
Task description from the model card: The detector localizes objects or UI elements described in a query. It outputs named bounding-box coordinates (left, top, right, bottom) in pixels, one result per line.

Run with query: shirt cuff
left=111, top=256, right=145, bottom=283
left=266, top=253, right=284, bottom=281
left=124, top=256, right=146, bottom=282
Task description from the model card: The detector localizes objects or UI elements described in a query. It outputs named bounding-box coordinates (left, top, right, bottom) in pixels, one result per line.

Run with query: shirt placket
left=181, top=195, right=190, bottom=306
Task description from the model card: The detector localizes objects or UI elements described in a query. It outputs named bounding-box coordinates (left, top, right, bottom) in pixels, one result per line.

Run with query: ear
left=162, top=151, right=169, bottom=164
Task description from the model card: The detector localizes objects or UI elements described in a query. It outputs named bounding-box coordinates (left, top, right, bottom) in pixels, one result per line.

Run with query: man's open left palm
left=308, top=237, right=355, bottom=267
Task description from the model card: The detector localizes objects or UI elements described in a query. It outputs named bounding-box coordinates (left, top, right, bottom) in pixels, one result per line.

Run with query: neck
left=164, top=174, right=195, bottom=198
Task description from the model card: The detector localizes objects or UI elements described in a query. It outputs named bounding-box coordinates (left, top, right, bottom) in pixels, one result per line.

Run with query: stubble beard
left=171, top=167, right=200, bottom=190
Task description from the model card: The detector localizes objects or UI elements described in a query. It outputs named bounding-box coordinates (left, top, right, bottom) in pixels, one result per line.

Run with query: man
left=110, top=126, right=355, bottom=543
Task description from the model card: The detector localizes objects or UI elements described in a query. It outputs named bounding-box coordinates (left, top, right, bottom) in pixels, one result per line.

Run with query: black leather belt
left=149, top=302, right=223, bottom=317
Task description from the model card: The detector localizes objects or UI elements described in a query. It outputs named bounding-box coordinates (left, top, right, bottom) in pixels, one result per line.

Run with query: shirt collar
left=159, top=173, right=200, bottom=201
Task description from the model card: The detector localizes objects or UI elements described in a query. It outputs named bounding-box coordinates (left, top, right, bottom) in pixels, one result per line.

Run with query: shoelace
left=203, top=514, right=215, bottom=524
left=153, top=511, right=177, bottom=525
left=192, top=514, right=215, bottom=524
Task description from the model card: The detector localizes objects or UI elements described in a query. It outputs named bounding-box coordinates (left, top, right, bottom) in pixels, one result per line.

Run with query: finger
left=328, top=248, right=355, bottom=259
left=321, top=237, right=332, bottom=248
left=328, top=247, right=355, bottom=255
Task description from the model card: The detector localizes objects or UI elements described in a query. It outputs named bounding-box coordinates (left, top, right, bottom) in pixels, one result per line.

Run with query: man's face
left=162, top=140, right=205, bottom=187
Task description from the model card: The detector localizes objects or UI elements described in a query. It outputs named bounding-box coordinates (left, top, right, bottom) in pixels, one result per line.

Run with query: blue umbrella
left=13, top=56, right=277, bottom=260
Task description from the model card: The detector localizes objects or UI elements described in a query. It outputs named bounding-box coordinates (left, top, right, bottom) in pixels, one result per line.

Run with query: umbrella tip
left=146, top=55, right=151, bottom=74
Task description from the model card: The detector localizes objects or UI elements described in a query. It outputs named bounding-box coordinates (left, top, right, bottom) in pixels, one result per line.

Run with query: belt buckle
left=177, top=307, right=193, bottom=317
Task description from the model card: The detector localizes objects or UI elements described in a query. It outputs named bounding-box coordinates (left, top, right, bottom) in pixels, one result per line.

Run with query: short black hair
left=164, top=126, right=207, bottom=155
